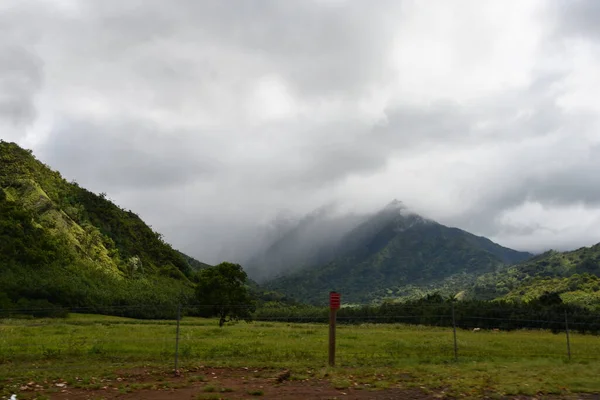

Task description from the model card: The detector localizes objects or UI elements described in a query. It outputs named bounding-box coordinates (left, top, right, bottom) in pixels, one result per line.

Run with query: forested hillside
left=470, top=243, right=600, bottom=307
left=264, top=201, right=533, bottom=304
left=0, top=141, right=208, bottom=317
left=259, top=202, right=600, bottom=308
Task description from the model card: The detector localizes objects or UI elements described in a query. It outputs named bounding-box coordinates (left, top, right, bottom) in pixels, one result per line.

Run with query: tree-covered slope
left=264, top=202, right=533, bottom=304
left=470, top=243, right=600, bottom=307
left=176, top=250, right=213, bottom=270
left=0, top=140, right=208, bottom=317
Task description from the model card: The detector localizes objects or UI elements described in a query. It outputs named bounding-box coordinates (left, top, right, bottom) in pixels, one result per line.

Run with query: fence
left=1, top=304, right=600, bottom=377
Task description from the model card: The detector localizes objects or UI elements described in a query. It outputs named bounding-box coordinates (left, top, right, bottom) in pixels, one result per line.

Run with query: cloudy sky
left=2, top=0, right=600, bottom=263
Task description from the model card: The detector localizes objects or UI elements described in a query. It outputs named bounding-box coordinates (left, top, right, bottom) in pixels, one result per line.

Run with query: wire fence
left=1, top=304, right=600, bottom=376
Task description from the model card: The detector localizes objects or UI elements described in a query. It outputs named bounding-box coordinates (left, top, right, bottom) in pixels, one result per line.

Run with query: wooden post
left=451, top=301, right=458, bottom=362
left=329, top=292, right=340, bottom=367
left=564, top=309, right=571, bottom=360
left=174, top=304, right=181, bottom=373
left=329, top=308, right=337, bottom=366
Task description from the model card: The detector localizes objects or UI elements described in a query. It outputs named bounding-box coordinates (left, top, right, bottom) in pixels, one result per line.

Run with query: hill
left=262, top=201, right=533, bottom=304
left=0, top=140, right=209, bottom=317
left=176, top=250, right=213, bottom=270
left=470, top=243, right=600, bottom=308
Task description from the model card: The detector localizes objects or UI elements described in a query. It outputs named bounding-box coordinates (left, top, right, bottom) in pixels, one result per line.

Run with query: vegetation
left=177, top=250, right=213, bottom=270
left=0, top=141, right=301, bottom=319
left=2, top=313, right=600, bottom=398
left=259, top=203, right=600, bottom=309
left=194, top=262, right=256, bottom=327
left=3, top=139, right=600, bottom=323
left=263, top=204, right=531, bottom=304
left=253, top=293, right=600, bottom=334
left=470, top=244, right=600, bottom=308
left=0, top=140, right=208, bottom=317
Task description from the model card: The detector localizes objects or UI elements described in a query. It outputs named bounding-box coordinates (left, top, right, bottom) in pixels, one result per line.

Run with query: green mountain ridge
left=263, top=201, right=534, bottom=304
left=259, top=199, right=600, bottom=308
left=0, top=140, right=209, bottom=317
left=470, top=243, right=600, bottom=308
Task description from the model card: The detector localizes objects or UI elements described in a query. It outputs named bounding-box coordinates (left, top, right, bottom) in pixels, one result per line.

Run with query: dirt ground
left=14, top=367, right=600, bottom=400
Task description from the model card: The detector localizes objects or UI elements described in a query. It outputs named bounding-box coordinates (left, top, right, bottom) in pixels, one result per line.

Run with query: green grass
left=1, top=313, right=600, bottom=397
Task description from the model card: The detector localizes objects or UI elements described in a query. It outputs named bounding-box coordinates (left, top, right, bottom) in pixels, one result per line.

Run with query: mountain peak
left=380, top=199, right=431, bottom=225
left=385, top=199, right=406, bottom=210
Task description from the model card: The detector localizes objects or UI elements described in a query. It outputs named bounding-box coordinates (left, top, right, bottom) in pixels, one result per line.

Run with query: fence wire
left=1, top=304, right=600, bottom=377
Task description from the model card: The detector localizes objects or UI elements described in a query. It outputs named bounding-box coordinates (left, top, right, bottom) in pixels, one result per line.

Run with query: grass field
left=1, top=313, right=600, bottom=398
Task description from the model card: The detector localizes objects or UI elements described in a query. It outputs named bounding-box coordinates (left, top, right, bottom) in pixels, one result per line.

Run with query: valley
left=2, top=140, right=600, bottom=312
left=2, top=141, right=600, bottom=399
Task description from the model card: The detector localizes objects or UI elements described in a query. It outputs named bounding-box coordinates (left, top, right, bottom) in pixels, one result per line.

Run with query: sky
left=1, top=0, right=600, bottom=264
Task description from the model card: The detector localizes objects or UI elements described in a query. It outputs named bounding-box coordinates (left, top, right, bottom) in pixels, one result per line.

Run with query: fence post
left=329, top=292, right=340, bottom=367
left=451, top=301, right=458, bottom=362
left=564, top=309, right=571, bottom=360
left=174, top=304, right=181, bottom=373
left=329, top=308, right=336, bottom=366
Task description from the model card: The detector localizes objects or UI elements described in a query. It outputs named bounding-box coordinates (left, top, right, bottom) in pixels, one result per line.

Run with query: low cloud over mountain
left=2, top=0, right=600, bottom=263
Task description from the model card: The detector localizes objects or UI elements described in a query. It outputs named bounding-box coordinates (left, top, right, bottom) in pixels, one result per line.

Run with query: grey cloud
left=0, top=0, right=55, bottom=140
left=0, top=0, right=45, bottom=130
left=39, top=119, right=221, bottom=192
left=2, top=0, right=600, bottom=263
left=528, top=147, right=600, bottom=206
left=19, top=0, right=484, bottom=195
left=283, top=72, right=570, bottom=190
left=554, top=0, right=600, bottom=40
left=0, top=45, right=42, bottom=126
left=75, top=0, right=400, bottom=99
left=445, top=144, right=600, bottom=242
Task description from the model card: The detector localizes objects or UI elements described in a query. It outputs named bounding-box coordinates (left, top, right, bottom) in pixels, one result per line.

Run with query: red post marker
left=329, top=292, right=341, bottom=310
left=329, top=291, right=340, bottom=366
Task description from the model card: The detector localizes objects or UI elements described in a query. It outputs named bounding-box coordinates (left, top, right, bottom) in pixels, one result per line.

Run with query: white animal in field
left=473, top=328, right=481, bottom=332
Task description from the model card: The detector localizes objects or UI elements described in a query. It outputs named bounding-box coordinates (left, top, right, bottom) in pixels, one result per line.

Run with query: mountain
left=0, top=141, right=209, bottom=317
left=262, top=200, right=533, bottom=304
left=470, top=243, right=600, bottom=307
left=245, top=204, right=367, bottom=282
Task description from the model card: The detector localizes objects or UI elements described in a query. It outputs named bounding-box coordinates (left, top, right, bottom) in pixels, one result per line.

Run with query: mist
left=244, top=203, right=370, bottom=281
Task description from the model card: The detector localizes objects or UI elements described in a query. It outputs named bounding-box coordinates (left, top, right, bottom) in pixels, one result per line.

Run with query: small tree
left=195, top=262, right=256, bottom=327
